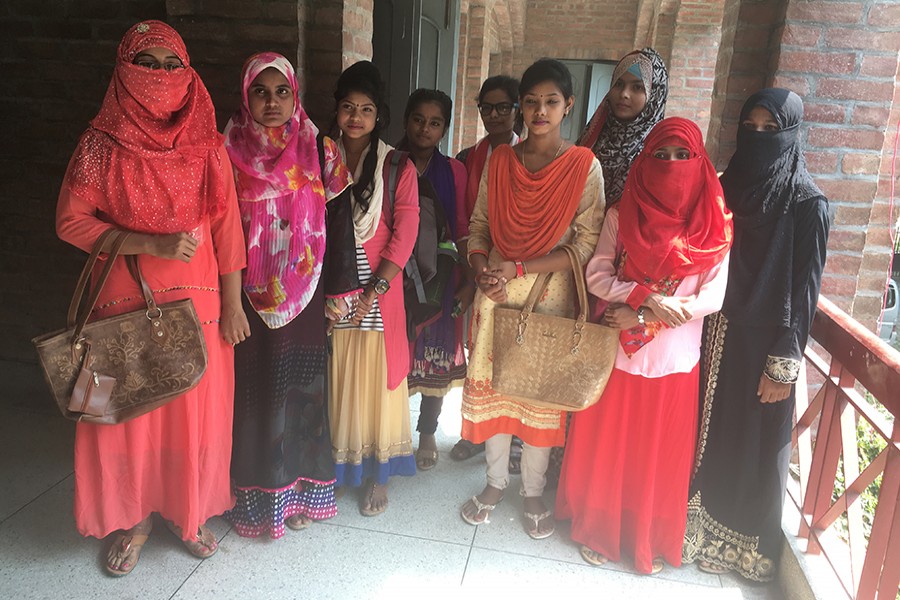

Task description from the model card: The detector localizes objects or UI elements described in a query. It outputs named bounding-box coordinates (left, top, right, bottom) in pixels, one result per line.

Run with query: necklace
left=523, top=139, right=565, bottom=172
left=415, top=152, right=434, bottom=176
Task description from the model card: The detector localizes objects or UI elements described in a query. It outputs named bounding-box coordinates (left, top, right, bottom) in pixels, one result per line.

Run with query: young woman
left=684, top=89, right=830, bottom=582
left=396, top=89, right=468, bottom=471
left=55, top=21, right=246, bottom=575
left=459, top=59, right=604, bottom=540
left=556, top=117, right=733, bottom=575
left=578, top=48, right=668, bottom=207
left=223, top=53, right=352, bottom=538
left=328, top=61, right=419, bottom=515
left=450, top=75, right=520, bottom=464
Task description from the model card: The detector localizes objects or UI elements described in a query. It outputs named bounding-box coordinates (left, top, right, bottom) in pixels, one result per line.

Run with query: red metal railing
left=791, top=296, right=900, bottom=599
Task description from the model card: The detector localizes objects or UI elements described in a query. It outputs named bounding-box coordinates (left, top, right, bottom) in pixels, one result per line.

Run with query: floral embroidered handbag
left=32, top=229, right=208, bottom=424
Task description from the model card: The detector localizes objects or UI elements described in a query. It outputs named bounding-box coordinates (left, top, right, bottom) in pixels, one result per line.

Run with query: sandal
left=651, top=558, right=665, bottom=575
left=580, top=545, right=609, bottom=567
left=105, top=517, right=152, bottom=577
left=360, top=480, right=388, bottom=517
left=285, top=514, right=312, bottom=531
left=450, top=439, right=485, bottom=461
left=165, top=520, right=218, bottom=559
left=460, top=494, right=502, bottom=525
left=523, top=510, right=555, bottom=540
left=698, top=560, right=729, bottom=574
left=415, top=448, right=439, bottom=471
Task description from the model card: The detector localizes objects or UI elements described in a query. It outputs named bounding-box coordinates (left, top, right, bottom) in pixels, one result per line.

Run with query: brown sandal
left=580, top=545, right=609, bottom=567
left=360, top=480, right=388, bottom=516
left=105, top=518, right=152, bottom=577
left=285, top=514, right=312, bottom=531
left=165, top=520, right=218, bottom=559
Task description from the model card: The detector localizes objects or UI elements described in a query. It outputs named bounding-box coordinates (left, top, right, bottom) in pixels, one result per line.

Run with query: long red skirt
left=555, top=364, right=699, bottom=574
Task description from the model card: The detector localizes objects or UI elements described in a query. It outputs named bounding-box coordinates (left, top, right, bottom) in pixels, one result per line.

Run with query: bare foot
left=360, top=480, right=389, bottom=516
left=106, top=516, right=153, bottom=576
left=460, top=484, right=504, bottom=524
left=285, top=515, right=312, bottom=530
left=522, top=496, right=555, bottom=539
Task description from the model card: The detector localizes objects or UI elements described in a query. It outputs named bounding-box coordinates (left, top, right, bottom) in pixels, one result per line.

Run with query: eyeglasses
left=477, top=102, right=518, bottom=116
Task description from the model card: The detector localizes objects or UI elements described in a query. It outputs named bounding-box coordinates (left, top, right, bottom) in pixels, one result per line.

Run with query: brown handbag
left=32, top=229, right=209, bottom=424
left=492, top=245, right=618, bottom=412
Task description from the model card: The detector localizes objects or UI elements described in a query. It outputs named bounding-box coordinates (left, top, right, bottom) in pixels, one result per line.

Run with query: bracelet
left=636, top=307, right=645, bottom=326
left=515, top=261, right=525, bottom=279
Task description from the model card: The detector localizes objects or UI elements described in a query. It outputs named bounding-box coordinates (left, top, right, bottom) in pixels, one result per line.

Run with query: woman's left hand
left=600, top=303, right=640, bottom=329
left=351, top=287, right=377, bottom=325
left=757, top=374, right=792, bottom=403
left=221, top=301, right=251, bottom=345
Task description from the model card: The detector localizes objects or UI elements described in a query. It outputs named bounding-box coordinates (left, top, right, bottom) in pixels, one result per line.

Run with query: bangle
left=515, top=261, right=525, bottom=279
left=637, top=307, right=645, bottom=326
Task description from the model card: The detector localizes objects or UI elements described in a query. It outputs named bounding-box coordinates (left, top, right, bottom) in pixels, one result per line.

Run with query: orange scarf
left=487, top=144, right=594, bottom=261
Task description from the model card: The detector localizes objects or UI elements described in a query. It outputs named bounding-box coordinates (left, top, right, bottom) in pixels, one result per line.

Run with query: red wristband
left=515, top=261, right=525, bottom=279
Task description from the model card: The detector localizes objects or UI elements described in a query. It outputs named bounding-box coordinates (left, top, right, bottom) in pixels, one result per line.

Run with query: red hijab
left=67, top=20, right=225, bottom=234
left=617, top=117, right=732, bottom=283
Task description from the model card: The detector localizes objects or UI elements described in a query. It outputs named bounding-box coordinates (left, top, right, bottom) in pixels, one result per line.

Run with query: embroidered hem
left=682, top=491, right=777, bottom=582
left=764, top=355, right=801, bottom=384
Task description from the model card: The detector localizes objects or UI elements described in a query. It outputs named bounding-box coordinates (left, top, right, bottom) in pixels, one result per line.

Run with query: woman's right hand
left=149, top=232, right=199, bottom=263
left=643, top=293, right=692, bottom=328
left=476, top=268, right=507, bottom=303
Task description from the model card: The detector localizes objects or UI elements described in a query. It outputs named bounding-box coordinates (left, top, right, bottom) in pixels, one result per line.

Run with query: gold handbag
left=492, top=245, right=618, bottom=412
left=32, top=229, right=208, bottom=425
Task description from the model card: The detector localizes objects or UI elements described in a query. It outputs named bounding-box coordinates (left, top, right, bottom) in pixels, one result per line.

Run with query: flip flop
left=580, top=545, right=609, bottom=567
left=651, top=558, right=665, bottom=575
left=285, top=514, right=312, bottom=531
left=105, top=518, right=152, bottom=577
left=698, top=560, right=729, bottom=574
left=460, top=494, right=503, bottom=526
left=523, top=510, right=555, bottom=540
left=165, top=520, right=218, bottom=559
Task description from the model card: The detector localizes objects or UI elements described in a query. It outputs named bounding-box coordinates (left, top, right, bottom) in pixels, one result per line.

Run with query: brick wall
left=0, top=0, right=167, bottom=364
left=771, top=0, right=899, bottom=326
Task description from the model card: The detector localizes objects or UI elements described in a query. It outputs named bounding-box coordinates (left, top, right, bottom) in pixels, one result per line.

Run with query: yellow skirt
left=328, top=329, right=416, bottom=486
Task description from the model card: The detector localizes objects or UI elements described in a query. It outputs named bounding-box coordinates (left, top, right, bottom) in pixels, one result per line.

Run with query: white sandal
left=523, top=510, right=555, bottom=539
left=460, top=494, right=502, bottom=525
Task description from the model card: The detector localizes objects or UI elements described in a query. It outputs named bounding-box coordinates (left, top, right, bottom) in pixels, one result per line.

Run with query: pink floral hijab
left=225, top=52, right=352, bottom=328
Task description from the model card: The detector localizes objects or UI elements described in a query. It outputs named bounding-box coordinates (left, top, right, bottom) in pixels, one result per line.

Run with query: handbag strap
left=68, top=230, right=131, bottom=341
left=518, top=244, right=589, bottom=323
left=124, top=255, right=162, bottom=317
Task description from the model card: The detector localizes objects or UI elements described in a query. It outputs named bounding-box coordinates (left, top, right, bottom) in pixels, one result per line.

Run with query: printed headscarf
left=577, top=48, right=668, bottom=206
left=719, top=88, right=825, bottom=327
left=67, top=20, right=226, bottom=233
left=224, top=52, right=352, bottom=328
left=617, top=117, right=733, bottom=284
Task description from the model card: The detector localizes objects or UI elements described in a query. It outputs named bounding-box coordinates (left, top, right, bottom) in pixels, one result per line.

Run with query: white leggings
left=484, top=433, right=551, bottom=497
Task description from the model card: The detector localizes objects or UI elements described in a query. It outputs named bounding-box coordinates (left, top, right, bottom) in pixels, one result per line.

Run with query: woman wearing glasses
left=449, top=75, right=520, bottom=463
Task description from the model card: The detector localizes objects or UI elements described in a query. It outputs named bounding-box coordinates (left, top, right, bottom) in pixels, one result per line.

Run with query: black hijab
left=720, top=88, right=824, bottom=327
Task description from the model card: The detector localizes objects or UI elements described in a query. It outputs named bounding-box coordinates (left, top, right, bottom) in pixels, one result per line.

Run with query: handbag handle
left=514, top=245, right=591, bottom=353
left=67, top=229, right=130, bottom=337
left=66, top=229, right=162, bottom=346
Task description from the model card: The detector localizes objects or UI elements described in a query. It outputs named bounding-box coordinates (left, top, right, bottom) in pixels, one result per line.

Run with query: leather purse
left=492, top=245, right=618, bottom=412
left=32, top=229, right=208, bottom=425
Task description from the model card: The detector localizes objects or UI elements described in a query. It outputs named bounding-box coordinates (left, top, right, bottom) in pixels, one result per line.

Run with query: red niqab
left=617, top=117, right=732, bottom=284
left=67, top=20, right=225, bottom=234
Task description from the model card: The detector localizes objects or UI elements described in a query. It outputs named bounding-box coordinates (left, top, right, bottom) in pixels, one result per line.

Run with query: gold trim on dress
left=682, top=491, right=777, bottom=582
left=693, top=312, right=727, bottom=475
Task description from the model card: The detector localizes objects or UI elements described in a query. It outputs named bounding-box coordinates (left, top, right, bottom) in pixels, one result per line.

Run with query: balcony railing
left=791, top=296, right=900, bottom=599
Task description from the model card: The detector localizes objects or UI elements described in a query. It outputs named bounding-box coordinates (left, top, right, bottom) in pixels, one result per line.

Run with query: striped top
left=334, top=245, right=384, bottom=332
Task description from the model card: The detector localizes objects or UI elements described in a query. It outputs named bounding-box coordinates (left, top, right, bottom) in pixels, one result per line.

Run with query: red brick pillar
left=455, top=3, right=491, bottom=151
left=773, top=0, right=900, bottom=326
left=664, top=0, right=727, bottom=144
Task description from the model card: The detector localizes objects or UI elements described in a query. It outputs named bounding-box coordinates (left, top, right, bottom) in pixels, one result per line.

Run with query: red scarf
left=617, top=117, right=732, bottom=284
left=616, top=117, right=733, bottom=355
left=488, top=144, right=594, bottom=261
left=68, top=20, right=225, bottom=234
left=464, top=137, right=491, bottom=221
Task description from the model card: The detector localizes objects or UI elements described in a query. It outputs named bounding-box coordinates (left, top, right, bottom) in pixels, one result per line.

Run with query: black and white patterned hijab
left=578, top=48, right=669, bottom=206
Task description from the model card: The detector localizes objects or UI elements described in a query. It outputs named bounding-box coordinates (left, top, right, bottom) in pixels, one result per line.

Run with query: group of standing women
left=55, top=20, right=828, bottom=585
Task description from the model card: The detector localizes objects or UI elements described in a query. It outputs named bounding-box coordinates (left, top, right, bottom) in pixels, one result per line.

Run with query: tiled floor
left=0, top=361, right=781, bottom=600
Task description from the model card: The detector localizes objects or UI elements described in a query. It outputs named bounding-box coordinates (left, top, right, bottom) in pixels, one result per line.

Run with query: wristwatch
left=370, top=276, right=390, bottom=296
left=636, top=307, right=646, bottom=326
